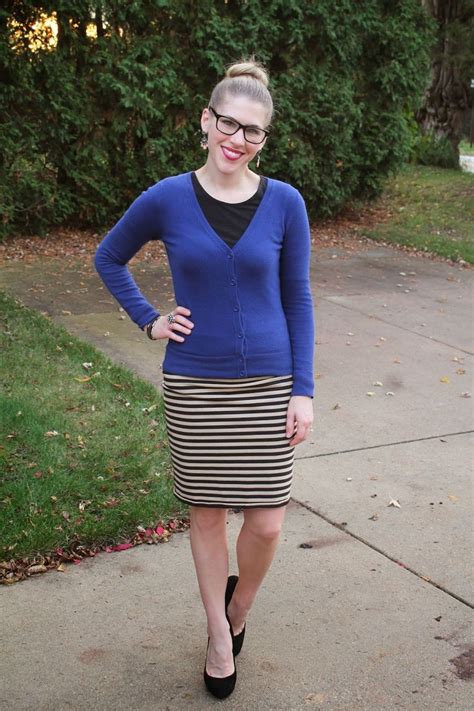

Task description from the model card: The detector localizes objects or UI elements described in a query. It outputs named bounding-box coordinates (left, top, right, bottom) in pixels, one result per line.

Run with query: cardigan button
left=230, top=279, right=236, bottom=285
left=233, top=306, right=239, bottom=311
left=240, top=371, right=244, bottom=375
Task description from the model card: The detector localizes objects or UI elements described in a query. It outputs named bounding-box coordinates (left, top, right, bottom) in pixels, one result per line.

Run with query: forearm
left=281, top=279, right=315, bottom=397
left=94, top=246, right=161, bottom=330
left=280, top=188, right=315, bottom=398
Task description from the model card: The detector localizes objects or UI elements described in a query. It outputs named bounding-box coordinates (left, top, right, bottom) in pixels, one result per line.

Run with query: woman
left=94, top=57, right=315, bottom=699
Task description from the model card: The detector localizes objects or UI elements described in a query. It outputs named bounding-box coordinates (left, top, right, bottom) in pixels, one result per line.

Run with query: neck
left=196, top=159, right=255, bottom=191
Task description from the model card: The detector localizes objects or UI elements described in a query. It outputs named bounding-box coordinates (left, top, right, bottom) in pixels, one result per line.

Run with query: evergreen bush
left=0, top=1, right=435, bottom=239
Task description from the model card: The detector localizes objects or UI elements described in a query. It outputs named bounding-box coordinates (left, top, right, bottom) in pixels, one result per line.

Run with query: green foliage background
left=0, top=0, right=435, bottom=239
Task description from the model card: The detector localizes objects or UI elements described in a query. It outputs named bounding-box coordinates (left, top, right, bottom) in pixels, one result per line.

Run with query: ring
left=167, top=313, right=176, bottom=325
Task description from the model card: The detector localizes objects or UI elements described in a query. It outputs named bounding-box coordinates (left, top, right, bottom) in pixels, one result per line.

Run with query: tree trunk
left=416, top=0, right=472, bottom=151
left=95, top=5, right=105, bottom=38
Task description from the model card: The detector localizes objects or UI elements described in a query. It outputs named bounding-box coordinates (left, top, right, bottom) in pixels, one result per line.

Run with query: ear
left=200, top=107, right=211, bottom=133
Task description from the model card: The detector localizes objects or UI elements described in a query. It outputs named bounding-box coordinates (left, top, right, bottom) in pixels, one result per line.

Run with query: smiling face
left=200, top=93, right=269, bottom=174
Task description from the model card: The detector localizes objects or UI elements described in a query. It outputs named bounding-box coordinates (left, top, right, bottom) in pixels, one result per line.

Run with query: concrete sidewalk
left=1, top=244, right=473, bottom=710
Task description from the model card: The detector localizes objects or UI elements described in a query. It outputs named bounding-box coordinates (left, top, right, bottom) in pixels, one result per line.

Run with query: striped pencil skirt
left=162, top=372, right=296, bottom=508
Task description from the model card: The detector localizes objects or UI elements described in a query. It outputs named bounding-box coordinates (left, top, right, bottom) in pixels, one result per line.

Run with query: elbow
left=93, top=248, right=101, bottom=275
left=93, top=244, right=108, bottom=275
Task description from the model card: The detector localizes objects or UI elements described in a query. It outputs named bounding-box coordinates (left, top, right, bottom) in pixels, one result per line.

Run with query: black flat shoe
left=225, top=575, right=246, bottom=656
left=203, top=621, right=236, bottom=699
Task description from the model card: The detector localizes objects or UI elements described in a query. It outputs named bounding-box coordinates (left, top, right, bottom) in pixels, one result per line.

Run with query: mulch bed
left=1, top=199, right=470, bottom=268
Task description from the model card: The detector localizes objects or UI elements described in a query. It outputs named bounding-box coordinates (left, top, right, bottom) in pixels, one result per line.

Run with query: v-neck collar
left=186, top=171, right=273, bottom=255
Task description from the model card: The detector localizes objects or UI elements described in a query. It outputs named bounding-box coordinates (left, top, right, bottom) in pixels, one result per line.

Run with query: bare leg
left=226, top=505, right=288, bottom=635
left=189, top=505, right=234, bottom=677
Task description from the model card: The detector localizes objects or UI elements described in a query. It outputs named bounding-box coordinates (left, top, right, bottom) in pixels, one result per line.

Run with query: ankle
left=229, top=591, right=253, bottom=615
left=207, top=618, right=233, bottom=640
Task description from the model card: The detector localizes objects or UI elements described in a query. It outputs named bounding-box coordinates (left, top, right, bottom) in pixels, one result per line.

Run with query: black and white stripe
left=162, top=373, right=295, bottom=508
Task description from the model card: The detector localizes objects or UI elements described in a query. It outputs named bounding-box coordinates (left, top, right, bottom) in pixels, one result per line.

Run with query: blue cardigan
left=94, top=171, right=315, bottom=397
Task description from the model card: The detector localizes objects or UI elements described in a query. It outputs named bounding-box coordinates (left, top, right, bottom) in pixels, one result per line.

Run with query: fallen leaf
left=27, top=564, right=47, bottom=574
left=103, top=498, right=120, bottom=508
left=440, top=376, right=450, bottom=384
left=305, top=692, right=328, bottom=704
left=109, top=543, right=133, bottom=552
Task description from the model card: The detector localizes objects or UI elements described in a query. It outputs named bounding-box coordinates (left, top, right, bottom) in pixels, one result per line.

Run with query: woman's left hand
left=286, top=396, right=314, bottom=446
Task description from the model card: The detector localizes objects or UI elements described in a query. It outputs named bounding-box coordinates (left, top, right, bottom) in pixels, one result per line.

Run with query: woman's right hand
left=150, top=306, right=194, bottom=342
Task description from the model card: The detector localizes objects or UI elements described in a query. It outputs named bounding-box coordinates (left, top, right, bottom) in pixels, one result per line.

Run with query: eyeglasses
left=208, top=105, right=270, bottom=144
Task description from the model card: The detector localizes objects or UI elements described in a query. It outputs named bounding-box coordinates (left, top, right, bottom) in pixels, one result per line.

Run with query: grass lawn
left=364, top=163, right=474, bottom=264
left=0, top=290, right=188, bottom=567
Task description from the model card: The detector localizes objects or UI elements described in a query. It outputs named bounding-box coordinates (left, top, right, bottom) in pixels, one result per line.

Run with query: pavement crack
left=291, top=496, right=474, bottom=610
left=295, top=430, right=473, bottom=460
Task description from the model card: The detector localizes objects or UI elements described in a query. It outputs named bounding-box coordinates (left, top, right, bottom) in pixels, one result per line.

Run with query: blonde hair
left=208, top=56, right=273, bottom=126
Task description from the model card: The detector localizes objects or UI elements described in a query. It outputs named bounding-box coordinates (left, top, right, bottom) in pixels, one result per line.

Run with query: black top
left=191, top=171, right=268, bottom=249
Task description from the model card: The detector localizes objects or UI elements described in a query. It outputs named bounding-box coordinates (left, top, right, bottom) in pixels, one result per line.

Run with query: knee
left=248, top=521, right=282, bottom=543
left=191, top=506, right=227, bottom=532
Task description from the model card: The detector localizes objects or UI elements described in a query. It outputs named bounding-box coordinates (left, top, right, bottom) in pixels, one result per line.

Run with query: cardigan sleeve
left=93, top=185, right=162, bottom=331
left=280, top=188, right=315, bottom=398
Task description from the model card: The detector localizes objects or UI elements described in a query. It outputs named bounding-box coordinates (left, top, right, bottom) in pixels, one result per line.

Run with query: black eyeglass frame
left=208, top=105, right=270, bottom=144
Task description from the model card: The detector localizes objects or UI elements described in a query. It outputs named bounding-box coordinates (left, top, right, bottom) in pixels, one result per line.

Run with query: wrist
left=145, top=315, right=160, bottom=340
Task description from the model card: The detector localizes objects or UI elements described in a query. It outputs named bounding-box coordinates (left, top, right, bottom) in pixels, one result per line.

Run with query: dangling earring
left=200, top=131, right=208, bottom=150
left=256, top=151, right=262, bottom=168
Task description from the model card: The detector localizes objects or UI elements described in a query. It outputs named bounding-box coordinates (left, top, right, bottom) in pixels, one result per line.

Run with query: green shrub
left=0, top=0, right=435, bottom=238
left=411, top=131, right=461, bottom=170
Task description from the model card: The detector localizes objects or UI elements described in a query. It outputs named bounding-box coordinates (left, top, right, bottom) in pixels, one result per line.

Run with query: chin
left=216, top=160, right=244, bottom=173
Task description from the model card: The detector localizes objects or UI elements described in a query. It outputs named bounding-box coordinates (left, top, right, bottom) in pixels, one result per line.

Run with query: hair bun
left=225, top=59, right=269, bottom=87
